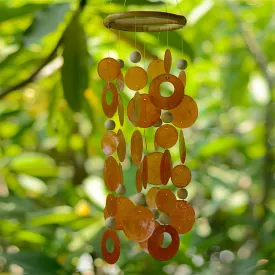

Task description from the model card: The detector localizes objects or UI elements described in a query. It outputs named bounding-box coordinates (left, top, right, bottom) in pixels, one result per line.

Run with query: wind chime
left=98, top=2, right=198, bottom=264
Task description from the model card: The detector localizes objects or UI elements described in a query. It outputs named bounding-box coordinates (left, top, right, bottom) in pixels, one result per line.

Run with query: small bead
left=154, top=118, right=163, bottom=127
left=151, top=209, right=159, bottom=220
left=117, top=59, right=124, bottom=68
left=116, top=184, right=126, bottom=195
left=177, top=188, right=188, bottom=199
left=130, top=51, right=141, bottom=63
left=105, top=216, right=116, bottom=228
left=133, top=193, right=146, bottom=206
left=104, top=120, right=116, bottom=130
left=177, top=59, right=188, bottom=70
left=159, top=213, right=170, bottom=225
left=161, top=112, right=173, bottom=123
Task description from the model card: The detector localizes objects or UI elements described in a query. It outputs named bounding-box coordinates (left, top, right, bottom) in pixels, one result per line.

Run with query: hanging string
left=163, top=0, right=169, bottom=48
left=135, top=16, right=137, bottom=49
left=118, top=30, right=121, bottom=56
left=175, top=0, right=184, bottom=55
left=143, top=40, right=146, bottom=69
left=107, top=0, right=113, bottom=57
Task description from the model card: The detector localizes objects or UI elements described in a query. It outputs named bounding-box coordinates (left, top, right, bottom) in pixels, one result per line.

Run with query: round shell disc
left=101, top=229, right=120, bottom=264
left=179, top=130, right=186, bottom=163
left=155, top=124, right=178, bottom=149
left=117, top=129, right=126, bottom=162
left=169, top=95, right=198, bottom=128
left=169, top=200, right=195, bottom=234
left=98, top=58, right=120, bottom=82
left=160, top=149, right=172, bottom=185
left=125, top=66, right=148, bottom=91
left=104, top=196, right=135, bottom=230
left=156, top=189, right=177, bottom=214
left=131, top=130, right=143, bottom=166
left=149, top=74, right=184, bottom=110
left=106, top=194, right=117, bottom=217
left=119, top=163, right=124, bottom=185
left=148, top=59, right=166, bottom=80
left=104, top=156, right=121, bottom=191
left=102, top=83, right=118, bottom=118
left=127, top=94, right=161, bottom=128
left=147, top=152, right=163, bottom=185
left=171, top=165, right=191, bottom=188
left=178, top=70, right=186, bottom=88
left=136, top=168, right=143, bottom=193
left=101, top=131, right=119, bottom=156
left=122, top=206, right=155, bottom=242
left=118, top=93, right=124, bottom=126
left=116, top=71, right=125, bottom=92
left=146, top=187, right=160, bottom=209
left=141, top=155, right=148, bottom=188
left=164, top=49, right=172, bottom=74
left=148, top=225, right=179, bottom=261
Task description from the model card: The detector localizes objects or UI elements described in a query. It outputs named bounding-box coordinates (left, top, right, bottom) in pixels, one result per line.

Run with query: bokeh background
left=0, top=0, right=275, bottom=274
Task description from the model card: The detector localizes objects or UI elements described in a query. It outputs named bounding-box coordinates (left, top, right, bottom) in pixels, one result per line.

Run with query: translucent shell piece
left=147, top=152, right=163, bottom=185
left=104, top=197, right=135, bottom=230
left=141, top=155, right=148, bottom=189
left=156, top=189, right=177, bottom=214
left=179, top=130, right=186, bottom=163
left=101, top=229, right=120, bottom=264
left=106, top=194, right=117, bottom=216
left=148, top=225, right=179, bottom=261
left=149, top=74, right=184, bottom=110
left=164, top=49, right=172, bottom=74
left=160, top=149, right=172, bottom=185
left=122, top=206, right=155, bottom=242
left=169, top=200, right=195, bottom=234
left=155, top=124, right=178, bottom=149
left=125, top=66, right=148, bottom=91
left=136, top=168, right=143, bottom=193
left=171, top=165, right=191, bottom=188
left=104, top=156, right=121, bottom=191
left=118, top=93, right=124, bottom=126
left=148, top=59, right=166, bottom=80
left=127, top=94, right=161, bottom=128
left=101, top=131, right=119, bottom=156
left=119, top=163, right=124, bottom=185
left=131, top=130, right=143, bottom=165
left=98, top=58, right=120, bottom=82
left=178, top=70, right=186, bottom=88
left=129, top=91, right=141, bottom=126
left=116, top=71, right=125, bottom=92
left=117, top=129, right=126, bottom=162
left=146, top=187, right=160, bottom=209
left=102, top=83, right=118, bottom=118
left=169, top=95, right=198, bottom=128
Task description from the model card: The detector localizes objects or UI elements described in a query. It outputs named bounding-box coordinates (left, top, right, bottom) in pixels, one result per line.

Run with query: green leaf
left=61, top=13, right=89, bottom=111
left=9, top=152, right=58, bottom=177
left=23, top=3, right=71, bottom=46
left=15, top=230, right=46, bottom=245
left=17, top=174, right=48, bottom=194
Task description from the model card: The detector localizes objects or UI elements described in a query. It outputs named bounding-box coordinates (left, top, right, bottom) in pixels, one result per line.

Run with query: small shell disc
left=160, top=149, right=172, bottom=185
left=155, top=124, right=178, bottom=149
left=156, top=189, right=176, bottom=214
left=104, top=156, right=121, bottom=191
left=102, top=83, right=118, bottom=118
left=131, top=130, right=143, bottom=166
left=101, top=131, right=119, bottom=156
left=136, top=168, right=143, bottom=193
left=164, top=49, right=172, bottom=74
left=179, top=130, right=186, bottom=163
left=118, top=93, right=124, bottom=126
left=117, top=129, right=126, bottom=162
left=98, top=58, right=120, bottom=82
left=125, top=66, right=148, bottom=91
left=178, top=70, right=186, bottom=88
left=106, top=194, right=117, bottom=217
left=148, top=59, right=166, bottom=80
left=116, top=71, right=125, bottom=92
left=171, top=165, right=191, bottom=188
left=141, top=155, right=148, bottom=189
left=147, top=152, right=163, bottom=185
left=146, top=187, right=160, bottom=209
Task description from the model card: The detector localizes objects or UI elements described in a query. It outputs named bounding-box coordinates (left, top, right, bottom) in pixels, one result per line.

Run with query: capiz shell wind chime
left=98, top=2, right=198, bottom=264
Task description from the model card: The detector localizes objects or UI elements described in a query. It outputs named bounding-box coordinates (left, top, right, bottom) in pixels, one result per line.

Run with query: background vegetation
left=0, top=0, right=274, bottom=274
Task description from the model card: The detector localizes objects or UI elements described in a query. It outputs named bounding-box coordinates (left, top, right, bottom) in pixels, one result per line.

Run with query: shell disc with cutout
left=102, top=83, right=118, bottom=118
left=101, top=229, right=120, bottom=264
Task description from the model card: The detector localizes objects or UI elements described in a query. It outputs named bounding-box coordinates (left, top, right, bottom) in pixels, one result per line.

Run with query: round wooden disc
left=116, top=71, right=125, bottom=92
left=169, top=200, right=195, bottom=234
left=164, top=49, right=172, bottom=74
left=146, top=187, right=160, bottom=209
left=122, top=206, right=155, bottom=242
left=118, top=93, right=124, bottom=126
left=171, top=165, right=191, bottom=188
left=104, top=196, right=135, bottom=230
left=148, top=59, right=166, bottom=80
left=102, top=83, right=119, bottom=118
left=127, top=94, right=161, bottom=128
left=104, top=156, right=121, bottom=191
left=125, top=66, right=148, bottom=91
left=98, top=58, right=120, bottom=82
left=179, top=130, right=186, bottom=163
left=101, top=131, right=119, bottom=156
left=148, top=225, right=179, bottom=261
left=156, top=189, right=176, bottom=214
left=178, top=70, right=186, bottom=88
left=160, top=149, right=172, bottom=185
left=131, top=130, right=143, bottom=166
left=117, top=129, right=126, bottom=162
left=149, top=74, right=184, bottom=110
left=169, top=95, right=198, bottom=128
left=101, top=229, right=120, bottom=264
left=106, top=194, right=117, bottom=216
left=147, top=152, right=163, bottom=185
left=141, top=155, right=148, bottom=189
left=155, top=124, right=178, bottom=149
left=136, top=168, right=143, bottom=193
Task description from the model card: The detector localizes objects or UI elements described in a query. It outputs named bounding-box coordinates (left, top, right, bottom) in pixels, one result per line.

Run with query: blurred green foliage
left=0, top=0, right=275, bottom=274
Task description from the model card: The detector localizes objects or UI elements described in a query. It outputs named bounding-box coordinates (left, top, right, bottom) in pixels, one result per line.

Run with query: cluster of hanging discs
left=98, top=11, right=198, bottom=264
